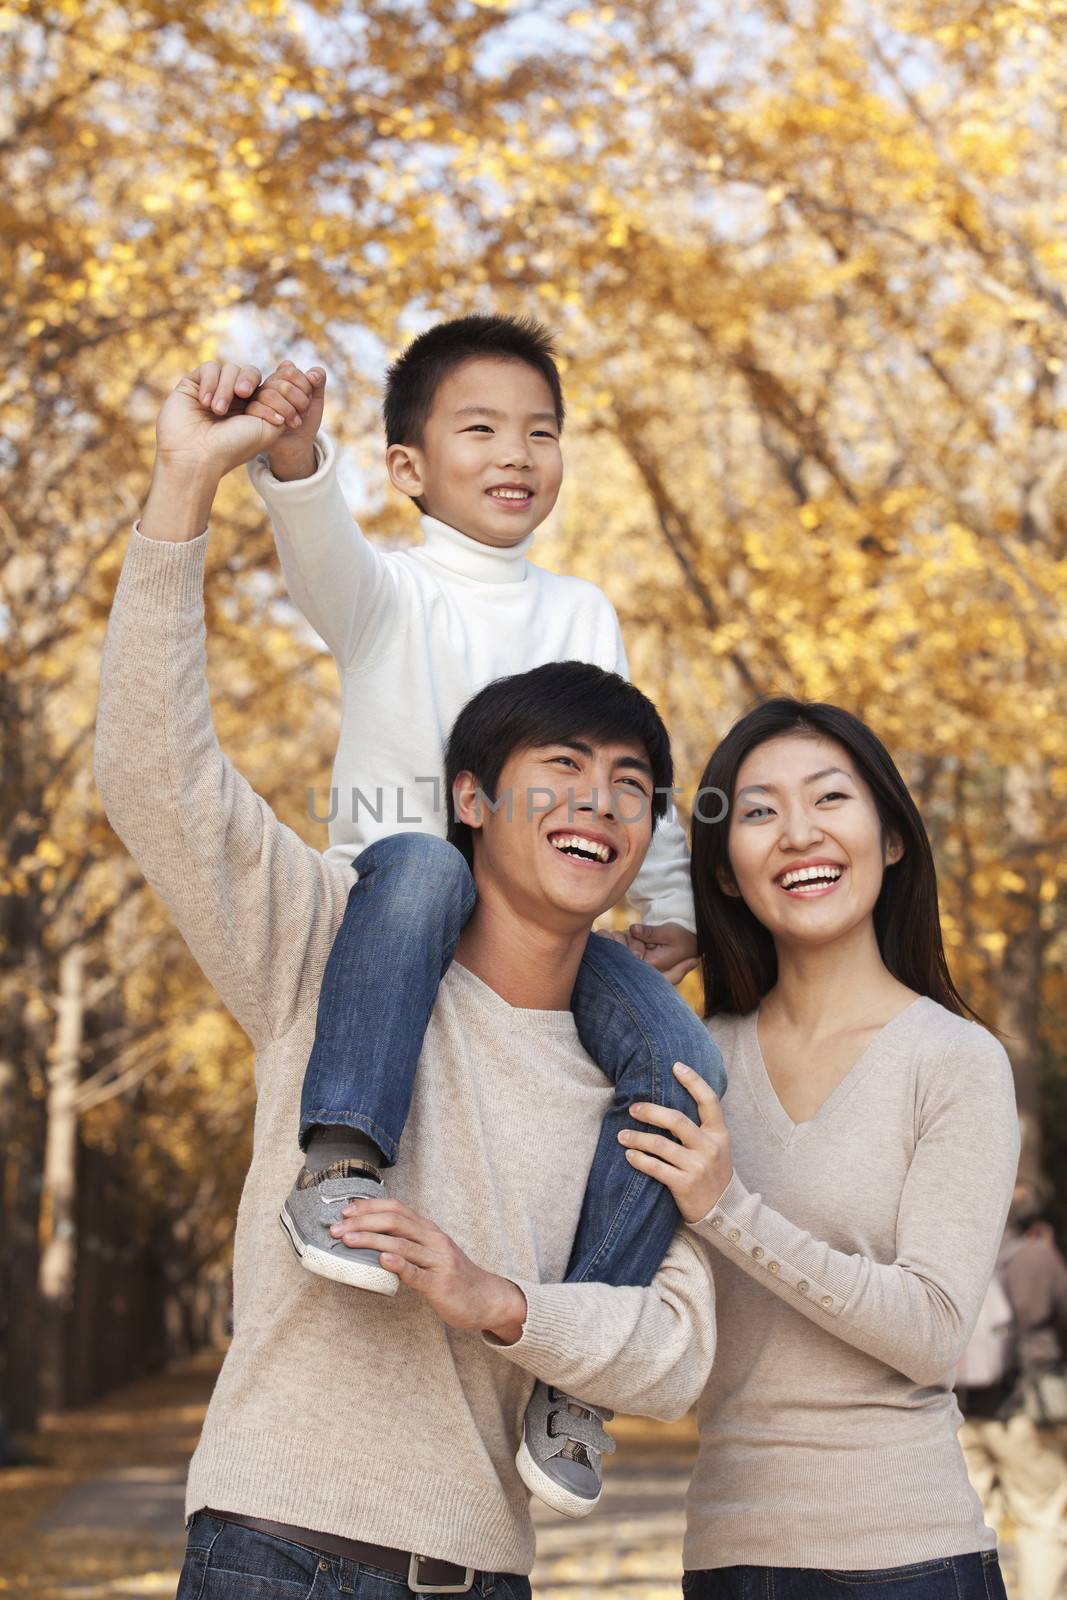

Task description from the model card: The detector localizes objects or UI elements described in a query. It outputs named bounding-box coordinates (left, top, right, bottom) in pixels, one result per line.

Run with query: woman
left=620, top=699, right=1019, bottom=1599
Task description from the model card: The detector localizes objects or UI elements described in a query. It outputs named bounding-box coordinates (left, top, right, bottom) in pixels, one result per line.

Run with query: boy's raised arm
left=244, top=363, right=395, bottom=670
left=94, top=364, right=350, bottom=1049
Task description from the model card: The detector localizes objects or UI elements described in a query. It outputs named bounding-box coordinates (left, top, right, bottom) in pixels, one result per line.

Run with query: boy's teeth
left=779, top=865, right=844, bottom=889
left=489, top=488, right=530, bottom=500
left=551, top=834, right=611, bottom=862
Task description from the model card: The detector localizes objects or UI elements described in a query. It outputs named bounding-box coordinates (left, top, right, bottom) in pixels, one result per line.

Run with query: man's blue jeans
left=175, top=1511, right=532, bottom=1598
left=681, top=1552, right=1008, bottom=1599
left=301, top=833, right=726, bottom=1290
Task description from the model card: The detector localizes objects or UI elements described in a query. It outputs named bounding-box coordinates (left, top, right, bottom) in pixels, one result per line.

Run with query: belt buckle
left=408, top=1552, right=476, bottom=1594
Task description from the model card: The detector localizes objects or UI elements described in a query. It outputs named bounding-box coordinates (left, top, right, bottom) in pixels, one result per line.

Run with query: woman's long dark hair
left=691, top=698, right=980, bottom=1021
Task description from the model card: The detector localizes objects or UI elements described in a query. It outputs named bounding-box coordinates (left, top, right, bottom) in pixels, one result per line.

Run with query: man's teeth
left=779, top=865, right=844, bottom=890
left=551, top=835, right=612, bottom=863
left=488, top=488, right=531, bottom=500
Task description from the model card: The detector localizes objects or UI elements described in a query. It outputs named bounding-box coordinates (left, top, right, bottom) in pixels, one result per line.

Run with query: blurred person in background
left=957, top=1179, right=1067, bottom=1600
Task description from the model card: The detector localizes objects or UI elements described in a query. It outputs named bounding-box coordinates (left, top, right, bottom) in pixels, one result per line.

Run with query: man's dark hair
left=444, top=661, right=673, bottom=869
left=383, top=314, right=565, bottom=448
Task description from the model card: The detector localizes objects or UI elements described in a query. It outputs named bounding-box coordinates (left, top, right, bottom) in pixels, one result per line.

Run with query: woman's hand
left=619, top=1062, right=733, bottom=1223
left=331, top=1197, right=528, bottom=1344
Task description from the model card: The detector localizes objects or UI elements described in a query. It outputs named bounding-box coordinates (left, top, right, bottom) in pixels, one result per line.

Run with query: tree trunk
left=996, top=765, right=1048, bottom=1201
left=38, top=939, right=86, bottom=1413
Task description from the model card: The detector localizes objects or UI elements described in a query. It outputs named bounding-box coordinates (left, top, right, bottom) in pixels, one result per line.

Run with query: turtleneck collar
left=417, top=513, right=534, bottom=585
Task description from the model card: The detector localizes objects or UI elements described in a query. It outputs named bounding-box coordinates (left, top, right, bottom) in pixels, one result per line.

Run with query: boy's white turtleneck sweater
left=246, top=430, right=695, bottom=930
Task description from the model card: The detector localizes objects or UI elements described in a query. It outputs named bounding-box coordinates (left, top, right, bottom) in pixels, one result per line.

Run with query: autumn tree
left=4, top=0, right=1064, bottom=1421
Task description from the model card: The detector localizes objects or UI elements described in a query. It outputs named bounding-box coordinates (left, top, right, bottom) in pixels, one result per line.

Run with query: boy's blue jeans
left=300, top=833, right=726, bottom=1290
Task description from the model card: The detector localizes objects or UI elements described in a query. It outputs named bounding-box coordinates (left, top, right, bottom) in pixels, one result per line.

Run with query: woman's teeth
left=779, top=865, right=844, bottom=892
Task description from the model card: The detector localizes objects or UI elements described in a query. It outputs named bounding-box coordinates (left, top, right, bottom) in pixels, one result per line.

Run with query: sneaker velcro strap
left=546, top=1405, right=616, bottom=1455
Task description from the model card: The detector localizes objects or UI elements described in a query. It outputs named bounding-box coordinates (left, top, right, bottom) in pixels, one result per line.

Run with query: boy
left=197, top=317, right=725, bottom=1516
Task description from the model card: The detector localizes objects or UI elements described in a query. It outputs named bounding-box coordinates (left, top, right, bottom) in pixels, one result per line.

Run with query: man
left=94, top=360, right=717, bottom=1599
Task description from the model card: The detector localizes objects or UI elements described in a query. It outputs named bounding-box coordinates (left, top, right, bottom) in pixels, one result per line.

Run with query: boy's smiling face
left=386, top=356, right=563, bottom=548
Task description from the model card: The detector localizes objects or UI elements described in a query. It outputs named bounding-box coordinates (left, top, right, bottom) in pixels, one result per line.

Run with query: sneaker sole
left=279, top=1209, right=399, bottom=1296
left=515, top=1436, right=600, bottom=1519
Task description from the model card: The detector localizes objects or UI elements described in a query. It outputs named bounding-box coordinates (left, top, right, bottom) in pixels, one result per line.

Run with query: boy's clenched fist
left=246, top=361, right=327, bottom=482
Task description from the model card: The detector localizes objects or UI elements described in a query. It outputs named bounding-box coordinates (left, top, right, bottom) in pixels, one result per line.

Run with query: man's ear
left=452, top=771, right=485, bottom=834
left=386, top=442, right=426, bottom=502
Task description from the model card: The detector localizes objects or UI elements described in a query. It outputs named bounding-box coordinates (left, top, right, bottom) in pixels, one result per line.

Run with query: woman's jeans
left=682, top=1551, right=1008, bottom=1599
left=300, top=832, right=726, bottom=1289
left=175, top=1511, right=532, bottom=1598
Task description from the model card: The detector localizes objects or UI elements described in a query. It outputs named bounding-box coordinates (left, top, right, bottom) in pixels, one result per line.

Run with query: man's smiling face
left=386, top=356, right=563, bottom=548
left=454, top=737, right=656, bottom=930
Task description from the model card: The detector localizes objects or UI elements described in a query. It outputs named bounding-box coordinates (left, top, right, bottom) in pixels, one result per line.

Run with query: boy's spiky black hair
left=383, top=314, right=565, bottom=447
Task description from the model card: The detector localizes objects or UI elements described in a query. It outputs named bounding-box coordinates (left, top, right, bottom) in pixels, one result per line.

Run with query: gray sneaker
left=279, top=1160, right=399, bottom=1295
left=516, top=1380, right=615, bottom=1517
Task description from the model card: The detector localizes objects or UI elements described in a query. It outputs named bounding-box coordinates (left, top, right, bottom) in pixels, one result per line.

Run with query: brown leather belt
left=203, top=1507, right=489, bottom=1593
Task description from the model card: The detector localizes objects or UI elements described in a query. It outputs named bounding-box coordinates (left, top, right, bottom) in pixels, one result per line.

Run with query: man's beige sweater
left=93, top=524, right=717, bottom=1575
left=684, top=1003, right=1019, bottom=1571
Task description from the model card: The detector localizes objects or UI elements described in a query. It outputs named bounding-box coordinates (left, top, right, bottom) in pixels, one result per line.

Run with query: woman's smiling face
left=725, top=732, right=903, bottom=950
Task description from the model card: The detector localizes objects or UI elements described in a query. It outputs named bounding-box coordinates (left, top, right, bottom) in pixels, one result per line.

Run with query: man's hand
left=245, top=360, right=326, bottom=481
left=619, top=1062, right=733, bottom=1223
left=331, top=1197, right=528, bottom=1344
left=610, top=921, right=698, bottom=985
left=153, top=360, right=294, bottom=484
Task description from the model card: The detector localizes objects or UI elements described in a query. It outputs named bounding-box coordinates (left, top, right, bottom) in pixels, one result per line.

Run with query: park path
left=0, top=1348, right=695, bottom=1599
left=0, top=1349, right=1017, bottom=1599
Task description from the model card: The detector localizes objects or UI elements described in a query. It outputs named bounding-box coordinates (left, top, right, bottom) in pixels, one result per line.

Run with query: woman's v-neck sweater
left=684, top=999, right=1019, bottom=1571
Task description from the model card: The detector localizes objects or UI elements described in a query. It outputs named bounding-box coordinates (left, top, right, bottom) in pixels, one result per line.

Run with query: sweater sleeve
left=690, top=1025, right=1020, bottom=1387
left=604, top=602, right=697, bottom=932
left=93, top=525, right=350, bottom=1050
left=246, top=429, right=395, bottom=669
left=486, top=1229, right=716, bottom=1420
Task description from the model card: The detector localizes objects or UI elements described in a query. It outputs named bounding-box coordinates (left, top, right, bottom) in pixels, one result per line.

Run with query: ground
left=0, top=1350, right=1017, bottom=1598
